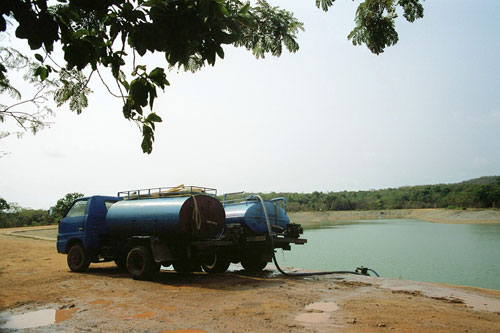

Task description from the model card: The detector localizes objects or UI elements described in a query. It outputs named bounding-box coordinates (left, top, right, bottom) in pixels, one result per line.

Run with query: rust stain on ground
left=89, top=299, right=113, bottom=306
left=134, top=311, right=156, bottom=319
left=161, top=328, right=207, bottom=333
left=55, top=308, right=79, bottom=323
left=153, top=304, right=176, bottom=311
left=161, top=285, right=210, bottom=292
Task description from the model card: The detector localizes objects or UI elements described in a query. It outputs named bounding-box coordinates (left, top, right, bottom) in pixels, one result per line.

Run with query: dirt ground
left=1, top=226, right=500, bottom=332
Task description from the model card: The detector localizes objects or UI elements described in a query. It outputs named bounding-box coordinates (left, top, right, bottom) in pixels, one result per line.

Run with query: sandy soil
left=1, top=226, right=500, bottom=332
left=290, top=208, right=500, bottom=227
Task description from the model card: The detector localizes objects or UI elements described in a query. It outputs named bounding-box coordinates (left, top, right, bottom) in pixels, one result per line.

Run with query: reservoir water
left=279, top=219, right=500, bottom=290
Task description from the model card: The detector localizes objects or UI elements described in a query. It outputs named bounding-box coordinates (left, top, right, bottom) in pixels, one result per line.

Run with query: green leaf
left=123, top=100, right=132, bottom=118
left=148, top=84, right=157, bottom=109
left=120, top=78, right=130, bottom=92
left=146, top=113, right=162, bottom=123
left=220, top=5, right=229, bottom=16
left=110, top=23, right=120, bottom=41
left=73, top=29, right=90, bottom=39
left=216, top=46, right=224, bottom=59
left=134, top=9, right=147, bottom=22
left=34, top=53, right=44, bottom=62
left=132, top=65, right=147, bottom=76
left=141, top=124, right=154, bottom=154
left=34, top=66, right=49, bottom=81
left=240, top=2, right=250, bottom=14
left=129, top=78, right=149, bottom=107
left=315, top=0, right=336, bottom=12
left=0, top=16, right=5, bottom=33
left=207, top=50, right=216, bottom=66
left=148, top=67, right=166, bottom=88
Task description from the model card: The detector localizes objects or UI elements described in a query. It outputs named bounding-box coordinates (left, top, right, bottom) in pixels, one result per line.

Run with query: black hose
left=249, top=195, right=380, bottom=278
left=272, top=253, right=375, bottom=277
left=270, top=240, right=379, bottom=277
left=367, top=268, right=380, bottom=277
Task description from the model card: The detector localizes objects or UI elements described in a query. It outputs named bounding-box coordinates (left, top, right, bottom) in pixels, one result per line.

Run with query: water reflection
left=302, top=219, right=392, bottom=230
left=283, top=219, right=500, bottom=290
left=0, top=308, right=78, bottom=329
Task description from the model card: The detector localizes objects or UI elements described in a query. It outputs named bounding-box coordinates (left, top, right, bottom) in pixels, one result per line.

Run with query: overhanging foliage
left=1, top=0, right=424, bottom=153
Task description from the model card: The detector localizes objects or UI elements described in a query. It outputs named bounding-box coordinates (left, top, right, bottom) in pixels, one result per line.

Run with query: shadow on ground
left=80, top=265, right=288, bottom=292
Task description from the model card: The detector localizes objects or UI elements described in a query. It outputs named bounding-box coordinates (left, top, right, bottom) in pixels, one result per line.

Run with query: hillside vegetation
left=1, top=176, right=499, bottom=228
left=258, top=176, right=500, bottom=212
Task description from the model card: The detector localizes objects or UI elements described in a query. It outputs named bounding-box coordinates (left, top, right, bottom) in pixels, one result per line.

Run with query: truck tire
left=241, top=256, right=268, bottom=272
left=126, top=246, right=160, bottom=280
left=67, top=244, right=90, bottom=272
left=201, top=254, right=230, bottom=274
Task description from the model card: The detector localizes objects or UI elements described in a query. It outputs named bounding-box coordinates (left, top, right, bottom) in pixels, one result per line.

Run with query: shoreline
left=289, top=208, right=500, bottom=226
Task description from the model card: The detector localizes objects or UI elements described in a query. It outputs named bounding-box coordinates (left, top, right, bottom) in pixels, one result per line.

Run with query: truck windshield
left=65, top=200, right=88, bottom=218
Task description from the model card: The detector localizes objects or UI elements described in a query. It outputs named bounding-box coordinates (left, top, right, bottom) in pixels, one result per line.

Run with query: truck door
left=84, top=198, right=107, bottom=256
left=58, top=199, right=89, bottom=250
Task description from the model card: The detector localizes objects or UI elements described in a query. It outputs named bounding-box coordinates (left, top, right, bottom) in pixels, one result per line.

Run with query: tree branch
left=96, top=68, right=124, bottom=99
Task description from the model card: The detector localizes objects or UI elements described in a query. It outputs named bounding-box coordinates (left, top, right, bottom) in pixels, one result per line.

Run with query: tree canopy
left=52, top=192, right=84, bottom=220
left=258, top=176, right=500, bottom=212
left=1, top=0, right=424, bottom=153
left=0, top=197, right=10, bottom=212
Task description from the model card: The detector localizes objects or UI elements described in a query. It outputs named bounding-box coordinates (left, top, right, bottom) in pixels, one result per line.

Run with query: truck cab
left=57, top=195, right=122, bottom=270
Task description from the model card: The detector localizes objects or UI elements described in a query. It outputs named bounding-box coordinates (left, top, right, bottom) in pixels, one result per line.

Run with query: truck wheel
left=126, top=246, right=160, bottom=280
left=241, top=256, right=268, bottom=272
left=173, top=261, right=202, bottom=275
left=67, top=244, right=90, bottom=272
left=202, top=254, right=230, bottom=274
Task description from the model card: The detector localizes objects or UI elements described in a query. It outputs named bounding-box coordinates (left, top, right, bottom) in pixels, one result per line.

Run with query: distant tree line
left=259, top=176, right=500, bottom=212
left=0, top=201, right=55, bottom=228
left=1, top=176, right=499, bottom=228
left=0, top=193, right=83, bottom=228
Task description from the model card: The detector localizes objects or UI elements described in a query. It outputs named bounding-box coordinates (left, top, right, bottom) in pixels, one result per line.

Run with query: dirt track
left=1, top=226, right=500, bottom=332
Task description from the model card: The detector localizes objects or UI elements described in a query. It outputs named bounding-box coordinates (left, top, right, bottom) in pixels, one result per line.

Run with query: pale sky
left=1, top=0, right=499, bottom=210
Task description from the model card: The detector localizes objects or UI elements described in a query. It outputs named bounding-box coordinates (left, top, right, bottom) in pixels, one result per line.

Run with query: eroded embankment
left=289, top=208, right=500, bottom=226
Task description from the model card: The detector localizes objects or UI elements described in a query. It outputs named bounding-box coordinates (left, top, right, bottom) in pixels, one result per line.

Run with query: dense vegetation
left=1, top=176, right=499, bottom=228
left=0, top=203, right=55, bottom=228
left=0, top=192, right=82, bottom=228
left=258, top=176, right=500, bottom=212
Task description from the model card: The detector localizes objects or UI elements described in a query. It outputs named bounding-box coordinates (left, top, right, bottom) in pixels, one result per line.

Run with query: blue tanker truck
left=57, top=186, right=306, bottom=280
left=200, top=192, right=306, bottom=273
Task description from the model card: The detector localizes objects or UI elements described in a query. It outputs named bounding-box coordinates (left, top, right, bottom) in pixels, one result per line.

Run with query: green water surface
left=279, top=219, right=500, bottom=290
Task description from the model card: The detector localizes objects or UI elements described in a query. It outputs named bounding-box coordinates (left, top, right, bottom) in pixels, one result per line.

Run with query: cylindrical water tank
left=106, top=195, right=225, bottom=239
left=224, top=200, right=290, bottom=235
